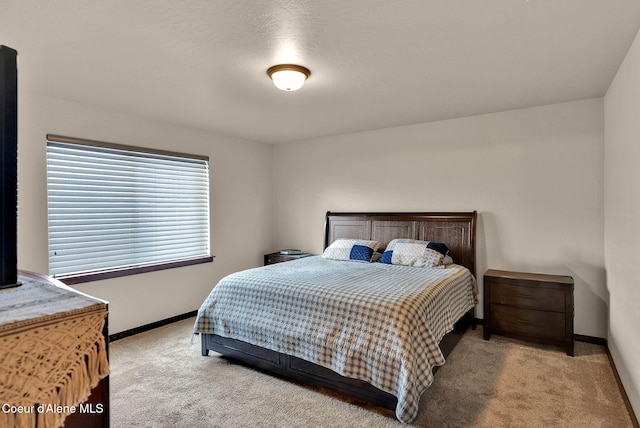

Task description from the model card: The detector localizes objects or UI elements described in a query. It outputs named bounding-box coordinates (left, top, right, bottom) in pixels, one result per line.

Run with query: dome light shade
left=267, top=64, right=310, bottom=91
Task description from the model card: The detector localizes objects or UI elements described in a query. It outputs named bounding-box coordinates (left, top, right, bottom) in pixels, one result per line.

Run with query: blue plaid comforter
left=194, top=256, right=476, bottom=423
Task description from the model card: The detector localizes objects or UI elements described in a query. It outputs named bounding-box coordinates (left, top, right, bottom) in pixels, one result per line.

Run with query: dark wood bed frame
left=200, top=211, right=477, bottom=411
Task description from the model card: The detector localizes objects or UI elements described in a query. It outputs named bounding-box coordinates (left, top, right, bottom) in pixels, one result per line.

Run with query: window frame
left=46, top=134, right=213, bottom=285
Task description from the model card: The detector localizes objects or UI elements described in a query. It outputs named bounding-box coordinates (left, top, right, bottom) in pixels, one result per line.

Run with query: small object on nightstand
left=279, top=249, right=302, bottom=255
left=264, top=251, right=313, bottom=266
left=483, top=269, right=574, bottom=356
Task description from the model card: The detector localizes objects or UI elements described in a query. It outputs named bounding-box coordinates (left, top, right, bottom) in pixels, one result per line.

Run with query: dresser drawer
left=490, top=304, right=565, bottom=339
left=489, top=281, right=566, bottom=312
left=265, top=254, right=295, bottom=264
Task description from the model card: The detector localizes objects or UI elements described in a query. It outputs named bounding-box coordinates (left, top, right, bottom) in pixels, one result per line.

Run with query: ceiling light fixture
left=267, top=64, right=311, bottom=91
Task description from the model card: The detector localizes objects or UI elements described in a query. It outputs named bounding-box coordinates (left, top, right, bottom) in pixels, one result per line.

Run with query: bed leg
left=201, top=335, right=210, bottom=356
left=469, top=308, right=477, bottom=330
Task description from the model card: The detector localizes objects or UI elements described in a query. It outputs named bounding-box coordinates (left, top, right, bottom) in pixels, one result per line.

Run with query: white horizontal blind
left=47, top=138, right=210, bottom=278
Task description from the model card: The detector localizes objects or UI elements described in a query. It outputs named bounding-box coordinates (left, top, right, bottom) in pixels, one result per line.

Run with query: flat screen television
left=0, top=45, right=20, bottom=289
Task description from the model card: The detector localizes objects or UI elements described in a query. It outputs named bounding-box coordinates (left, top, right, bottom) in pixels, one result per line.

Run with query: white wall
left=604, top=29, right=640, bottom=418
left=273, top=99, right=606, bottom=338
left=17, top=91, right=274, bottom=334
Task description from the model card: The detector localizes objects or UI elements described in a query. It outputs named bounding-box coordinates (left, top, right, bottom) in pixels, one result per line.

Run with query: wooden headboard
left=324, top=211, right=477, bottom=277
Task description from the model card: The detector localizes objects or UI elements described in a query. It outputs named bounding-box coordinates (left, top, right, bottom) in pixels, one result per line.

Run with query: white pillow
left=390, top=242, right=444, bottom=267
left=380, top=238, right=451, bottom=267
left=322, top=239, right=381, bottom=263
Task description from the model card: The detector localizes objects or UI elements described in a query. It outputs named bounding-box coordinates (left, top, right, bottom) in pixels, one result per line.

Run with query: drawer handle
left=517, top=319, right=534, bottom=325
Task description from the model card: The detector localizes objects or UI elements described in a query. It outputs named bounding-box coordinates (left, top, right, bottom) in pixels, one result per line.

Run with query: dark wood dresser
left=264, top=252, right=313, bottom=265
left=0, top=271, right=109, bottom=428
left=483, top=269, right=574, bottom=356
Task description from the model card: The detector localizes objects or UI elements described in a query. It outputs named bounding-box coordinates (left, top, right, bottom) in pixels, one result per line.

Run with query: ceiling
left=2, top=1, right=640, bottom=144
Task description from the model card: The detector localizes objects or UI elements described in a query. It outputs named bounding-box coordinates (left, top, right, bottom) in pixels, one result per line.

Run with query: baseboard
left=574, top=333, right=606, bottom=346
left=476, top=320, right=607, bottom=346
left=109, top=310, right=198, bottom=342
left=605, top=344, right=640, bottom=428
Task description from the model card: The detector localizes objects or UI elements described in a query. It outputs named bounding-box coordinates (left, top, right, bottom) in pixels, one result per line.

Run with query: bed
left=194, top=211, right=477, bottom=423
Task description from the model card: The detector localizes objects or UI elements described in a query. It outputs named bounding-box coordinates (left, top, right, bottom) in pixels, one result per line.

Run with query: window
left=46, top=135, right=212, bottom=284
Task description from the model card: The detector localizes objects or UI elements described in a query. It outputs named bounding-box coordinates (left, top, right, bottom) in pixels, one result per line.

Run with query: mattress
left=194, top=256, right=476, bottom=423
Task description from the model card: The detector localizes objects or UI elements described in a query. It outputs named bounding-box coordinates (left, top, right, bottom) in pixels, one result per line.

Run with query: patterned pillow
left=322, top=239, right=382, bottom=263
left=380, top=239, right=449, bottom=267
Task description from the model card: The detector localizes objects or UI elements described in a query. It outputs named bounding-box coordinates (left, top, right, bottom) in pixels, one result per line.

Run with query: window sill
left=56, top=256, right=214, bottom=285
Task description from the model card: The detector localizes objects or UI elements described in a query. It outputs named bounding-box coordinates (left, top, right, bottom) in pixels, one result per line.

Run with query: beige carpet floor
left=109, top=317, right=635, bottom=428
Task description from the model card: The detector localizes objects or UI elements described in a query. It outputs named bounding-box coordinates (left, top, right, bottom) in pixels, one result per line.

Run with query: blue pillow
left=380, top=250, right=394, bottom=264
left=350, top=245, right=374, bottom=262
left=426, top=241, right=449, bottom=256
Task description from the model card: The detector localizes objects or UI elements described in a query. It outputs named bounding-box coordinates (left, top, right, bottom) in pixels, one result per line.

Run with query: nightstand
left=483, top=269, right=574, bottom=356
left=264, top=252, right=313, bottom=266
